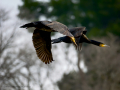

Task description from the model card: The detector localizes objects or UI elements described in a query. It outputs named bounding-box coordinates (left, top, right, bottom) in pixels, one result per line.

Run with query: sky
left=1, top=0, right=22, bottom=18
left=0, top=0, right=49, bottom=20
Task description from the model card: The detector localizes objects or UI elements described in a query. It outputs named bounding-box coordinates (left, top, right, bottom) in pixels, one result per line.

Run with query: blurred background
left=0, top=0, right=120, bottom=90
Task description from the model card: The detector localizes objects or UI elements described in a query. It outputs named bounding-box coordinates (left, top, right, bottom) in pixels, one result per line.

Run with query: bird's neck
left=90, top=40, right=102, bottom=46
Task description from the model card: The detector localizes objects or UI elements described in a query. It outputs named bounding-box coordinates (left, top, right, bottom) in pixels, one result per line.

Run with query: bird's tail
left=51, top=38, right=62, bottom=44
left=90, top=40, right=109, bottom=47
left=20, top=23, right=35, bottom=28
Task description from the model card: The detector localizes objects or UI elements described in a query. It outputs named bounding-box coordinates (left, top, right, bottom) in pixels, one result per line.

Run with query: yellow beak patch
left=99, top=44, right=110, bottom=47
left=70, top=37, right=77, bottom=46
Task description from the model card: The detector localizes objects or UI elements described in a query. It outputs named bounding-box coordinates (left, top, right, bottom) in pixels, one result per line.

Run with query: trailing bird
left=20, top=21, right=77, bottom=64
left=51, top=27, right=109, bottom=50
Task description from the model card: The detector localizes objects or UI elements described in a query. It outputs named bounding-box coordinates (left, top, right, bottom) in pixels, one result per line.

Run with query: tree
left=0, top=8, right=47, bottom=90
left=0, top=8, right=25, bottom=90
left=18, top=0, right=48, bottom=21
left=57, top=34, right=120, bottom=90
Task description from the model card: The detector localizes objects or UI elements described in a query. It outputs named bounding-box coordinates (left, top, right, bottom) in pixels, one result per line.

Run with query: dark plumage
left=32, top=29, right=53, bottom=64
left=52, top=27, right=109, bottom=50
left=20, top=21, right=77, bottom=64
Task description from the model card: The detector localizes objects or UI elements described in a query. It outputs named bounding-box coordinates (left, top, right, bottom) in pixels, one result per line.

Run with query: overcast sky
left=0, top=0, right=49, bottom=16
left=0, top=0, right=50, bottom=22
left=1, top=0, right=22, bottom=17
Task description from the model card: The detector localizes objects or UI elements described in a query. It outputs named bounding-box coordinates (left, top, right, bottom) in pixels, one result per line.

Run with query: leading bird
left=52, top=27, right=109, bottom=50
left=20, top=21, right=77, bottom=64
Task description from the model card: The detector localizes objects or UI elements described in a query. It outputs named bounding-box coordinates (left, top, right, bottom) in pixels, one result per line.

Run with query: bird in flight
left=20, top=21, right=77, bottom=64
left=52, top=27, right=109, bottom=50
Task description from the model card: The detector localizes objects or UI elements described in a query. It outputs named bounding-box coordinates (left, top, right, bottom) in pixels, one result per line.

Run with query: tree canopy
left=18, top=0, right=120, bottom=37
left=57, top=35, right=120, bottom=90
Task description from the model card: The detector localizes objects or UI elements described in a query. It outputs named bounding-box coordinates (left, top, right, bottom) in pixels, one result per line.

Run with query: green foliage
left=18, top=0, right=120, bottom=37
left=18, top=0, right=48, bottom=21
left=105, top=20, right=120, bottom=36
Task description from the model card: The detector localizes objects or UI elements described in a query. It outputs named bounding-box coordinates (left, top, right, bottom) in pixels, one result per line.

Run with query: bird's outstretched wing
left=20, top=21, right=50, bottom=31
left=32, top=29, right=53, bottom=64
left=20, top=21, right=77, bottom=46
left=43, top=21, right=74, bottom=37
left=43, top=21, right=77, bottom=46
left=69, top=27, right=87, bottom=37
left=20, top=21, right=74, bottom=37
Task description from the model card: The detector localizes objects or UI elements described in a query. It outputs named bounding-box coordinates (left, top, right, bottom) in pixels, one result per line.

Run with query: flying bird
left=20, top=21, right=77, bottom=64
left=52, top=27, right=109, bottom=50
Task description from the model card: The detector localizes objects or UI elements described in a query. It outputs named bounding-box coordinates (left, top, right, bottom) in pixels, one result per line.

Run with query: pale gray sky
left=0, top=0, right=49, bottom=16
left=0, top=0, right=50, bottom=21
left=1, top=0, right=22, bottom=17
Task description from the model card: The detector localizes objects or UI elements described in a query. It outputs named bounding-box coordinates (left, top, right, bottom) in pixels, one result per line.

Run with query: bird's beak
left=70, top=37, right=77, bottom=46
left=99, top=43, right=110, bottom=47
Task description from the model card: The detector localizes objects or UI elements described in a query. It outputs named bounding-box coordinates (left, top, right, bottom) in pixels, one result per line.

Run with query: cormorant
left=20, top=21, right=77, bottom=64
left=52, top=27, right=109, bottom=50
